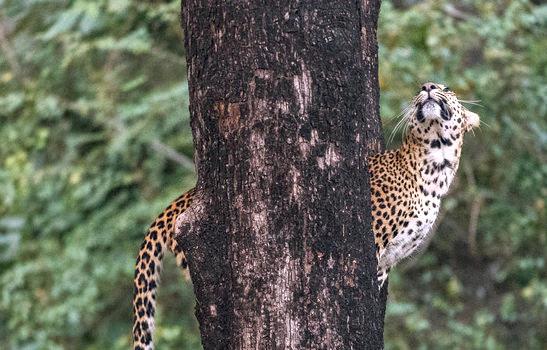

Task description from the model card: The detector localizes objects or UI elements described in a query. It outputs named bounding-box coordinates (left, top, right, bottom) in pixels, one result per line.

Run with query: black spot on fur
left=440, top=136, right=452, bottom=146
left=149, top=280, right=157, bottom=290
left=431, top=139, right=441, bottom=148
left=146, top=302, right=154, bottom=318
left=440, top=101, right=451, bottom=120
left=416, top=108, right=425, bottom=122
left=154, top=242, right=162, bottom=256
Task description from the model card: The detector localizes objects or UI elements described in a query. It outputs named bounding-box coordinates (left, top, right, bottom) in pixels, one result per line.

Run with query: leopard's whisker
left=388, top=109, right=410, bottom=144
left=395, top=108, right=414, bottom=144
left=458, top=99, right=484, bottom=108
left=479, top=120, right=491, bottom=128
left=386, top=104, right=412, bottom=144
left=384, top=105, right=410, bottom=126
left=401, top=116, right=411, bottom=142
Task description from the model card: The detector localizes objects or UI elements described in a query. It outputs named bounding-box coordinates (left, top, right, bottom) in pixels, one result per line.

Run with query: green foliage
left=0, top=0, right=544, bottom=349
left=0, top=0, right=198, bottom=349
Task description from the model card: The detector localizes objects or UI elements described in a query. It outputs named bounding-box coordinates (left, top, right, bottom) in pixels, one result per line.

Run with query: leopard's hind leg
left=377, top=268, right=390, bottom=290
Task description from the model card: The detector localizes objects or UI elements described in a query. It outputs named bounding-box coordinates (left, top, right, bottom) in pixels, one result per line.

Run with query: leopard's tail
left=132, top=191, right=192, bottom=350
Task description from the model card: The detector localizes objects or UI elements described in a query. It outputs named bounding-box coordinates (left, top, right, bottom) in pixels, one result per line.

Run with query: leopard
left=132, top=82, right=479, bottom=349
left=369, top=82, right=479, bottom=287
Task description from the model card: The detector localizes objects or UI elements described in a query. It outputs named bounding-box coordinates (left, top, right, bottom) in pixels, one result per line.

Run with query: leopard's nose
left=421, top=82, right=437, bottom=92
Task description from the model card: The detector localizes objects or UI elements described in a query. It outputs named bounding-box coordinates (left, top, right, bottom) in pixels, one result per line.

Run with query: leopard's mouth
left=421, top=97, right=437, bottom=107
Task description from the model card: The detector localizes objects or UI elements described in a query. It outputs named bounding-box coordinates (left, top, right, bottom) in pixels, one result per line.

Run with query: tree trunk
left=178, top=0, right=385, bottom=349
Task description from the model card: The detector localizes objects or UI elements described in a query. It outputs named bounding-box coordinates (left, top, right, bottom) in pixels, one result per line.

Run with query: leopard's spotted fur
left=132, top=82, right=479, bottom=349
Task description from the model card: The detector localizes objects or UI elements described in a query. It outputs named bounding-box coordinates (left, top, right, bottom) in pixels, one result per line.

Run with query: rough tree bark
left=177, top=1, right=386, bottom=349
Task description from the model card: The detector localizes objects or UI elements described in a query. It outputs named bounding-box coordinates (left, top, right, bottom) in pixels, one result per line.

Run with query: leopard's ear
left=464, top=110, right=480, bottom=132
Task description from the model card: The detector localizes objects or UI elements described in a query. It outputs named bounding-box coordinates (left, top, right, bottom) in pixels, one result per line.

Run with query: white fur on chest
left=422, top=144, right=458, bottom=196
left=378, top=195, right=442, bottom=271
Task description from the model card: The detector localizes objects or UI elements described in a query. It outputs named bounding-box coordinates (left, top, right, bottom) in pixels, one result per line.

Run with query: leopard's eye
left=443, top=87, right=450, bottom=92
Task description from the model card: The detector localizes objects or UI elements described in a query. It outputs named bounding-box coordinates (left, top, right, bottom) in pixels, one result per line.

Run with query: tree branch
left=149, top=139, right=194, bottom=171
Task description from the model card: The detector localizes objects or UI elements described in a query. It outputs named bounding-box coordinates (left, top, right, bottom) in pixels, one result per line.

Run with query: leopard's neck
left=400, top=131, right=464, bottom=198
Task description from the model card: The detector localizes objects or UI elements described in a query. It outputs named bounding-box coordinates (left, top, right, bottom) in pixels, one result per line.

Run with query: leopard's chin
left=420, top=100, right=441, bottom=120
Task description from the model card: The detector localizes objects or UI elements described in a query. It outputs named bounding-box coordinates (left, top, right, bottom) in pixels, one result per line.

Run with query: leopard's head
left=404, top=82, right=479, bottom=142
